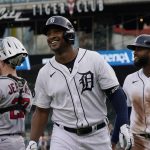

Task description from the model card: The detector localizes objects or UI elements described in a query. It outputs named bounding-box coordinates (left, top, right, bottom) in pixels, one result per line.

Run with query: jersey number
left=10, top=98, right=30, bottom=119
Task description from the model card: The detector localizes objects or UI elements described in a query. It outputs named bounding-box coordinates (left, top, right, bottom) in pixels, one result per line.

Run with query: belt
left=55, top=122, right=106, bottom=136
left=139, top=133, right=150, bottom=139
left=0, top=133, right=23, bottom=136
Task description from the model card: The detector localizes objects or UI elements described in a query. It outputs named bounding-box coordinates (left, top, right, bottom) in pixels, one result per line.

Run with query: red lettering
left=10, top=97, right=30, bottom=119
left=8, top=83, right=18, bottom=95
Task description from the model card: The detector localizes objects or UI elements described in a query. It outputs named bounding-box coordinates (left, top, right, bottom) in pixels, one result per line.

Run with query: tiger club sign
left=33, top=0, right=104, bottom=16
left=0, top=0, right=103, bottom=21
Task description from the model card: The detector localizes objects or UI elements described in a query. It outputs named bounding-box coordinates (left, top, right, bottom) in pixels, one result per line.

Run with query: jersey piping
left=137, top=71, right=147, bottom=132
left=78, top=49, right=87, bottom=63
left=73, top=77, right=89, bottom=126
left=49, top=49, right=89, bottom=128
left=49, top=61, right=79, bottom=128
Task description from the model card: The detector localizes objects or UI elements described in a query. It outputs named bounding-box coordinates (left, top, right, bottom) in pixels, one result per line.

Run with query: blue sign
left=97, top=50, right=134, bottom=66
left=16, top=56, right=31, bottom=70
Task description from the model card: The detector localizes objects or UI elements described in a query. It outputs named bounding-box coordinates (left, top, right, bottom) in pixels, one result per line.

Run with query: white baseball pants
left=0, top=135, right=25, bottom=150
left=50, top=124, right=112, bottom=150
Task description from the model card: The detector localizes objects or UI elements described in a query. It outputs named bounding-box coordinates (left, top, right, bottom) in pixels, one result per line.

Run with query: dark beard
left=134, top=56, right=149, bottom=69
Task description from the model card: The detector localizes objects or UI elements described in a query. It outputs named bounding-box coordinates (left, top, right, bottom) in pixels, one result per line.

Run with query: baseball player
left=123, top=34, right=150, bottom=150
left=26, top=16, right=133, bottom=150
left=0, top=36, right=32, bottom=150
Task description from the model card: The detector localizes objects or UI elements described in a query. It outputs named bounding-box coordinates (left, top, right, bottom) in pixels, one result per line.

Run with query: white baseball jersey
left=33, top=48, right=119, bottom=128
left=123, top=69, right=150, bottom=134
left=0, top=76, right=32, bottom=135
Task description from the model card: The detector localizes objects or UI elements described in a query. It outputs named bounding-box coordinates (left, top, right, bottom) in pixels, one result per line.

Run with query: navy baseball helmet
left=43, top=16, right=75, bottom=44
left=127, top=34, right=150, bottom=50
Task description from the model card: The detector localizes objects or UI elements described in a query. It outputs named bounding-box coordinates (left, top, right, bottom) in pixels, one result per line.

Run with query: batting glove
left=26, top=141, right=38, bottom=150
left=119, top=124, right=134, bottom=150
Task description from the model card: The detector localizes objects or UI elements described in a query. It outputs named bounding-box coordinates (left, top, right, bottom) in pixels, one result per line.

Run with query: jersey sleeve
left=33, top=69, right=51, bottom=109
left=123, top=76, right=131, bottom=107
left=96, top=53, right=119, bottom=90
left=22, top=83, right=33, bottom=113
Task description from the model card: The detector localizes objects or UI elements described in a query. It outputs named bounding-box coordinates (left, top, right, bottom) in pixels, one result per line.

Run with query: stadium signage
left=41, top=50, right=134, bottom=66
left=0, top=8, right=30, bottom=21
left=0, top=0, right=103, bottom=21
left=97, top=50, right=134, bottom=66
left=33, top=0, right=104, bottom=16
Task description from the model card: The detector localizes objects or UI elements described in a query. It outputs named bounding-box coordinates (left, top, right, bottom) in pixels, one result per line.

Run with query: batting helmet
left=43, top=16, right=75, bottom=44
left=0, top=36, right=28, bottom=67
left=127, top=34, right=150, bottom=50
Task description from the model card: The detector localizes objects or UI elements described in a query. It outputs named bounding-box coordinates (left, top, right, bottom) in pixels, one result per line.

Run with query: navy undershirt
left=64, top=57, right=76, bottom=73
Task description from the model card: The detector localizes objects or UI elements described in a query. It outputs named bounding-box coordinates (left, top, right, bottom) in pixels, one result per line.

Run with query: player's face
left=47, top=26, right=67, bottom=53
left=133, top=47, right=150, bottom=68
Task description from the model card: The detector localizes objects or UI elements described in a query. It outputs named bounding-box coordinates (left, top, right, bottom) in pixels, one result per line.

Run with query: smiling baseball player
left=26, top=16, right=133, bottom=150
left=0, top=37, right=32, bottom=150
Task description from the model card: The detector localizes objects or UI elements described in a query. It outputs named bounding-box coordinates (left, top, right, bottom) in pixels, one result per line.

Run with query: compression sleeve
left=128, top=107, right=132, bottom=124
left=105, top=86, right=129, bottom=143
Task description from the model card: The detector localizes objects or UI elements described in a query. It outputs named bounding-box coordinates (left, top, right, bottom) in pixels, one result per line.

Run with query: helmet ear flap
left=4, top=54, right=27, bottom=68
left=64, top=29, right=75, bottom=44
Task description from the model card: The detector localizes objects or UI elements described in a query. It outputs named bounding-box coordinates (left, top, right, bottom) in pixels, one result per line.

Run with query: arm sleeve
left=105, top=86, right=129, bottom=144
left=128, top=107, right=132, bottom=124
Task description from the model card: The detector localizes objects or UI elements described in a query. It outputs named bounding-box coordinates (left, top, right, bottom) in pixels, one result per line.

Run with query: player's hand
left=26, top=141, right=38, bottom=150
left=119, top=124, right=134, bottom=150
left=111, top=142, right=116, bottom=150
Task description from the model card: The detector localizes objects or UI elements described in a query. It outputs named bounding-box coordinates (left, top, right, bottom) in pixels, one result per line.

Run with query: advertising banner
left=97, top=50, right=134, bottom=66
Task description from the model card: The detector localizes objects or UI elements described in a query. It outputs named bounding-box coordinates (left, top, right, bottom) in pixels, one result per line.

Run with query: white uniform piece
left=34, top=48, right=119, bottom=150
left=0, top=76, right=32, bottom=150
left=123, top=69, right=150, bottom=134
left=123, top=69, right=150, bottom=150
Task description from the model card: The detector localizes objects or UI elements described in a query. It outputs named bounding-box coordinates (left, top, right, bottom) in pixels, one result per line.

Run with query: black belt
left=55, top=122, right=106, bottom=136
left=0, top=133, right=23, bottom=136
left=139, top=133, right=150, bottom=139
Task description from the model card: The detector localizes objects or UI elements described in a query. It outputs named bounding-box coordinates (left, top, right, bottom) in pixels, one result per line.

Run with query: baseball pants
left=50, top=124, right=112, bottom=150
left=0, top=135, right=25, bottom=150
left=132, top=134, right=150, bottom=150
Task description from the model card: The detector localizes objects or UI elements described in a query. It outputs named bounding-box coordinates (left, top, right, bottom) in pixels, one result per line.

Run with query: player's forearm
left=111, top=142, right=116, bottom=150
left=30, top=107, right=50, bottom=142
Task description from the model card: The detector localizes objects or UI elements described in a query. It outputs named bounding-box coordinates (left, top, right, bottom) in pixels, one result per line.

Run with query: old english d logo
left=79, top=71, right=94, bottom=94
